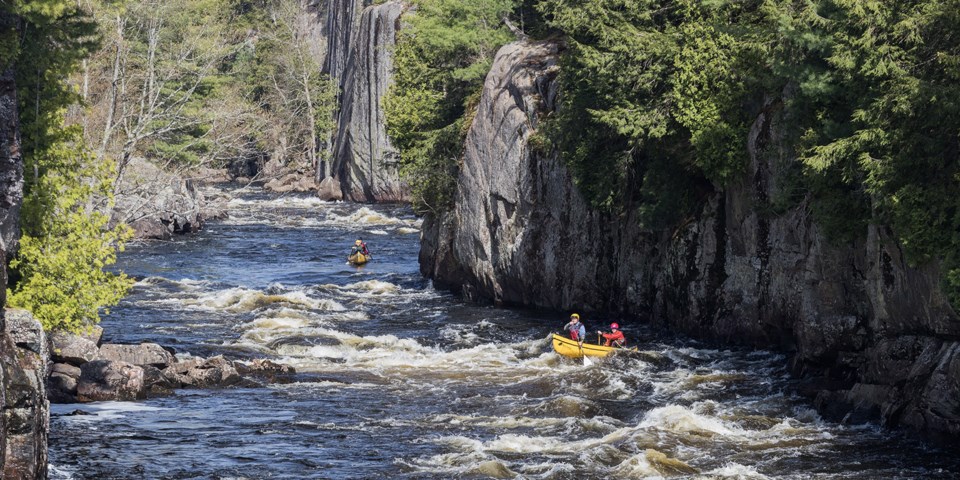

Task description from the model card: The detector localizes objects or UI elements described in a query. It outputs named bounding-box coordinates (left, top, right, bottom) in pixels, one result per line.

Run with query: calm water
left=48, top=188, right=960, bottom=479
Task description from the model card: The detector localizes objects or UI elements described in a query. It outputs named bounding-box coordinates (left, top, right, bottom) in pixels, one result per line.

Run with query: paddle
left=578, top=338, right=596, bottom=366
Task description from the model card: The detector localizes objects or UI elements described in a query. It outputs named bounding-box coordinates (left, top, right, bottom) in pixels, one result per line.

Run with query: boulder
left=169, top=356, right=241, bottom=388
left=77, top=360, right=146, bottom=402
left=191, top=166, right=232, bottom=184
left=264, top=173, right=317, bottom=193
left=48, top=330, right=101, bottom=366
left=50, top=362, right=81, bottom=378
left=317, top=176, right=343, bottom=201
left=236, top=358, right=296, bottom=384
left=142, top=365, right=179, bottom=396
left=47, top=373, right=78, bottom=404
left=99, top=343, right=175, bottom=368
left=112, top=157, right=206, bottom=240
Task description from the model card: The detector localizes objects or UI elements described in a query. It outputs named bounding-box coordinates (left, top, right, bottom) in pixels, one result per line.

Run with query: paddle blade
left=582, top=356, right=594, bottom=367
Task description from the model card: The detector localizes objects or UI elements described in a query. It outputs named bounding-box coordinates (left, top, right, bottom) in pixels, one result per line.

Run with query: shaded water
left=49, top=188, right=960, bottom=479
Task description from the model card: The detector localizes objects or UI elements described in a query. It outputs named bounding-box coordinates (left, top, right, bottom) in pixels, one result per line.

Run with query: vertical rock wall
left=0, top=41, right=48, bottom=478
left=329, top=1, right=406, bottom=202
left=313, top=0, right=408, bottom=202
left=420, top=40, right=960, bottom=440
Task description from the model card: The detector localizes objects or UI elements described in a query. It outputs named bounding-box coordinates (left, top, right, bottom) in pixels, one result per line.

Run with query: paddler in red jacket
left=600, top=323, right=626, bottom=348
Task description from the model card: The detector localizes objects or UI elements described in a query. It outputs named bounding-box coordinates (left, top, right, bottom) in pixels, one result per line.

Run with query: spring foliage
left=7, top=128, right=134, bottom=331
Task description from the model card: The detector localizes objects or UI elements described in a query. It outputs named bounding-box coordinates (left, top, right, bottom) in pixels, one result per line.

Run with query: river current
left=48, top=188, right=960, bottom=479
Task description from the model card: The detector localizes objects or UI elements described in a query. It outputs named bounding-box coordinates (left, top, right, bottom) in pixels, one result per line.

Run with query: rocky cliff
left=1, top=310, right=48, bottom=479
left=420, top=40, right=960, bottom=440
left=314, top=0, right=408, bottom=203
left=0, top=55, right=48, bottom=478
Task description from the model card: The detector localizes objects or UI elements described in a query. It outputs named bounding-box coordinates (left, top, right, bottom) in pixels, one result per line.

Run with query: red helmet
left=610, top=323, right=619, bottom=330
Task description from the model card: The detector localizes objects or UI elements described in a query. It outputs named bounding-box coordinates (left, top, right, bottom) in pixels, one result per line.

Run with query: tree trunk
left=98, top=14, right=124, bottom=159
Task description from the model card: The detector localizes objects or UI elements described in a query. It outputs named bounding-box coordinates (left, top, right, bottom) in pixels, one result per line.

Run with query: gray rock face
left=328, top=1, right=407, bottom=202
left=0, top=309, right=49, bottom=479
left=0, top=68, right=23, bottom=268
left=314, top=0, right=366, bottom=185
left=420, top=40, right=960, bottom=439
left=113, top=157, right=206, bottom=240
left=99, top=343, right=176, bottom=368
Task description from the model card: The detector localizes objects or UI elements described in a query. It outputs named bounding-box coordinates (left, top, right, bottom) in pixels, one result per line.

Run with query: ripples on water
left=49, top=188, right=960, bottom=479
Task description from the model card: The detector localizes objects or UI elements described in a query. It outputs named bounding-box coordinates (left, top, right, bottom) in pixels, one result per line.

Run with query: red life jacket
left=601, top=330, right=625, bottom=347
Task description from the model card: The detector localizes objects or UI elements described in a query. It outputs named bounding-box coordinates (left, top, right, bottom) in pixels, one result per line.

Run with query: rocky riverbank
left=47, top=326, right=295, bottom=404
left=420, top=40, right=960, bottom=441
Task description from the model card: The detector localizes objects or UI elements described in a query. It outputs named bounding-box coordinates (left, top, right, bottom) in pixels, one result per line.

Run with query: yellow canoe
left=348, top=253, right=369, bottom=265
left=551, top=333, right=636, bottom=358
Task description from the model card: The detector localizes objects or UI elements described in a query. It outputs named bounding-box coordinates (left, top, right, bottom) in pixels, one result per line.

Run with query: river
left=48, top=188, right=960, bottom=479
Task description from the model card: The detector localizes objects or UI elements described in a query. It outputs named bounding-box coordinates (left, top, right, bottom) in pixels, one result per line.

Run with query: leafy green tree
left=8, top=127, right=133, bottom=331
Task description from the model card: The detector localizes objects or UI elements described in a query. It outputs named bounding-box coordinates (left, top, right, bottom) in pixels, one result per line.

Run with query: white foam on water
left=227, top=195, right=329, bottom=210
left=341, top=280, right=401, bottom=295
left=187, top=287, right=346, bottom=313
left=638, top=404, right=743, bottom=437
left=47, top=464, right=77, bottom=480
left=323, top=206, right=417, bottom=227
left=280, top=330, right=563, bottom=384
left=425, top=413, right=618, bottom=434
left=135, top=276, right=210, bottom=290
left=396, top=227, right=420, bottom=234
left=51, top=402, right=166, bottom=422
left=270, top=380, right=382, bottom=391
left=368, top=229, right=388, bottom=235
left=707, top=463, right=770, bottom=479
left=438, top=324, right=480, bottom=346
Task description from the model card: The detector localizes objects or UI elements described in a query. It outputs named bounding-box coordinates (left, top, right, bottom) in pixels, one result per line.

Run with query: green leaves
left=385, top=0, right=520, bottom=214
left=8, top=128, right=134, bottom=332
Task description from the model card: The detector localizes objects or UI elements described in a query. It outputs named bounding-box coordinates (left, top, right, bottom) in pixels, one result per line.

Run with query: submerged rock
left=420, top=40, right=960, bottom=440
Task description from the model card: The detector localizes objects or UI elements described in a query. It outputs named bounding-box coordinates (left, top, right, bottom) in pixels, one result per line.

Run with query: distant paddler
left=348, top=238, right=371, bottom=265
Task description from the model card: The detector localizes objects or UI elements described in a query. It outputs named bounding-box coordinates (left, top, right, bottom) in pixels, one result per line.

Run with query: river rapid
left=48, top=189, right=960, bottom=479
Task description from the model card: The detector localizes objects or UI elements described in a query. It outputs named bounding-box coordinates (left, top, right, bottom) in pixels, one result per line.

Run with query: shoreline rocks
left=47, top=331, right=296, bottom=404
